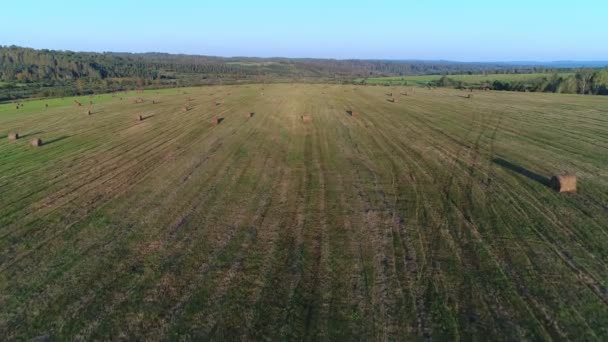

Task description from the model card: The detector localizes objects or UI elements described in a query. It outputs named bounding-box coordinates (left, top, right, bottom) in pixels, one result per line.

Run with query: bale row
left=7, top=133, right=42, bottom=147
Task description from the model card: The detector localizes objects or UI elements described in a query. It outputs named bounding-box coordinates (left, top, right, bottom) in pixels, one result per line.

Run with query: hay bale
left=386, top=92, right=393, bottom=96
left=387, top=98, right=395, bottom=103
left=211, top=116, right=220, bottom=125
left=466, top=94, right=473, bottom=99
left=247, top=112, right=254, bottom=118
left=137, top=115, right=144, bottom=121
left=301, top=115, right=312, bottom=123
left=87, top=109, right=92, bottom=115
left=346, top=110, right=358, bottom=117
left=31, top=138, right=42, bottom=147
left=8, top=133, right=19, bottom=140
left=550, top=174, right=577, bottom=193
left=400, top=92, right=408, bottom=96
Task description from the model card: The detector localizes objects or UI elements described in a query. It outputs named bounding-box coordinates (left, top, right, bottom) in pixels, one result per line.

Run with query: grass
left=358, top=72, right=575, bottom=86
left=0, top=84, right=607, bottom=340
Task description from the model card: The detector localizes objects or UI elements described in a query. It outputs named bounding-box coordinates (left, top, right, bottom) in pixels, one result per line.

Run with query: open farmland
left=1, top=84, right=608, bottom=339
left=359, top=73, right=575, bottom=86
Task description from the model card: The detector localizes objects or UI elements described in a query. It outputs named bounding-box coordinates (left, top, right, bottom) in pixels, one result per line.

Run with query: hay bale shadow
left=493, top=158, right=550, bottom=186
left=45, top=136, right=70, bottom=145
left=20, top=131, right=44, bottom=139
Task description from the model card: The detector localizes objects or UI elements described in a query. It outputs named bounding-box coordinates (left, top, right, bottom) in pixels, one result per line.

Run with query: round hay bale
left=31, top=138, right=42, bottom=147
left=550, top=174, right=577, bottom=193
left=8, top=133, right=19, bottom=141
left=137, top=115, right=143, bottom=121
left=247, top=112, right=254, bottom=118
left=301, top=115, right=312, bottom=123
left=211, top=116, right=220, bottom=125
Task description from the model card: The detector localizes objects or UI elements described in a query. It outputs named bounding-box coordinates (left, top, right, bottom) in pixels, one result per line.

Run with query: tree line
left=431, top=70, right=608, bottom=95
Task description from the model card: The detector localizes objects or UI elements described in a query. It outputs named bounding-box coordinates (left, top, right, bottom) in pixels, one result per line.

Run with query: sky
left=1, top=0, right=606, bottom=61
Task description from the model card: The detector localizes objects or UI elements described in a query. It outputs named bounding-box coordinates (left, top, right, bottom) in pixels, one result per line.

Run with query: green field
left=1, top=84, right=607, bottom=339
left=359, top=73, right=575, bottom=86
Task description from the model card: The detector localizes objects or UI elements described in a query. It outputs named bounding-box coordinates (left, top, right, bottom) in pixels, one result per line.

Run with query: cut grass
left=0, top=84, right=607, bottom=340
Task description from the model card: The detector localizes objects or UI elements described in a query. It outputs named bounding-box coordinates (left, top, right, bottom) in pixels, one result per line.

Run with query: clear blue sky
left=1, top=0, right=606, bottom=61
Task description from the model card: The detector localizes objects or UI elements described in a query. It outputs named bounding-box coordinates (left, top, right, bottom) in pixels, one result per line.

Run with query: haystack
left=31, top=138, right=42, bottom=147
left=301, top=115, right=312, bottom=123
left=8, top=133, right=19, bottom=140
left=550, top=174, right=577, bottom=193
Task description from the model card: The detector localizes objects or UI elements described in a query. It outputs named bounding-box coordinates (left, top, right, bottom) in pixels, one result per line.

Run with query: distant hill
left=1, top=45, right=606, bottom=101
left=503, top=61, right=608, bottom=68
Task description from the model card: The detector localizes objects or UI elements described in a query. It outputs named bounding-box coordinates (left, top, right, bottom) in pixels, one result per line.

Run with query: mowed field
left=1, top=84, right=608, bottom=340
